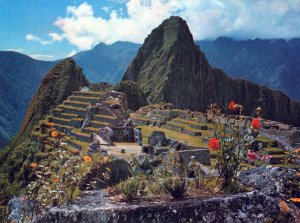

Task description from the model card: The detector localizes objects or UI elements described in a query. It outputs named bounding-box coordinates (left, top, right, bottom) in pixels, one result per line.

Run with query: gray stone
left=239, top=166, right=297, bottom=196
left=35, top=190, right=292, bottom=223
left=178, top=149, right=210, bottom=165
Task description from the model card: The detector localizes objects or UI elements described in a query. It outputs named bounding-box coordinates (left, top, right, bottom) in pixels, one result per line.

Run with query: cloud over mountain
left=47, top=0, right=300, bottom=50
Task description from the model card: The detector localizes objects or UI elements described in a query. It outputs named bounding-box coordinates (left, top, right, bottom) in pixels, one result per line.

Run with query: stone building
left=148, top=131, right=168, bottom=147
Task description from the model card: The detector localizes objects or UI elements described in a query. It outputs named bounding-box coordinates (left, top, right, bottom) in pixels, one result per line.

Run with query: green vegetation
left=140, top=125, right=207, bottom=147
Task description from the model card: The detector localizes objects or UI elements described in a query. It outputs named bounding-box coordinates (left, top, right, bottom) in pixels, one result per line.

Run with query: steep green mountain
left=122, top=16, right=300, bottom=126
left=0, top=52, right=54, bottom=148
left=196, top=37, right=300, bottom=100
left=0, top=58, right=89, bottom=208
left=114, top=80, right=148, bottom=111
left=19, top=58, right=89, bottom=138
left=73, top=41, right=140, bottom=83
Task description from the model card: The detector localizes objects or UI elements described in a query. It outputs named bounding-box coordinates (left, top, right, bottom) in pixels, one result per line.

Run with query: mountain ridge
left=122, top=16, right=300, bottom=126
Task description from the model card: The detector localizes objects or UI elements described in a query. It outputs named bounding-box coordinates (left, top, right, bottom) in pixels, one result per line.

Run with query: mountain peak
left=122, top=16, right=300, bottom=126
left=19, top=58, right=89, bottom=137
left=122, top=16, right=211, bottom=90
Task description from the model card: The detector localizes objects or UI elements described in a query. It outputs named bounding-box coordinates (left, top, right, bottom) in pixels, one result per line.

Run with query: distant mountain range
left=0, top=52, right=54, bottom=148
left=73, top=41, right=140, bottom=83
left=197, top=37, right=300, bottom=101
left=1, top=35, right=300, bottom=148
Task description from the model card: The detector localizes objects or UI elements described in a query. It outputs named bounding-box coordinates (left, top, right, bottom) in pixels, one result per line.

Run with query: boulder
left=239, top=166, right=298, bottom=196
left=35, top=190, right=296, bottom=223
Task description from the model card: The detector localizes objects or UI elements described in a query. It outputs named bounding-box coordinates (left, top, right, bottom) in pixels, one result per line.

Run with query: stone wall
left=35, top=190, right=289, bottom=223
left=178, top=149, right=210, bottom=165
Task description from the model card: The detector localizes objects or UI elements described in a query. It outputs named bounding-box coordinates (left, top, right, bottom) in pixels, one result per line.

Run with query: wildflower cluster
left=207, top=101, right=271, bottom=191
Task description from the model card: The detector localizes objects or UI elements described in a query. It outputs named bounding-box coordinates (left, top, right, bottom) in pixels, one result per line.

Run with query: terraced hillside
left=31, top=90, right=126, bottom=156
left=131, top=106, right=300, bottom=168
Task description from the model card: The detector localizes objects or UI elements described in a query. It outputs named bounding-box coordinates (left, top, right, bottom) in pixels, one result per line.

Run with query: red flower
left=229, top=101, right=237, bottom=111
left=247, top=150, right=259, bottom=161
left=251, top=118, right=261, bottom=129
left=260, top=155, right=272, bottom=161
left=208, top=138, right=219, bottom=151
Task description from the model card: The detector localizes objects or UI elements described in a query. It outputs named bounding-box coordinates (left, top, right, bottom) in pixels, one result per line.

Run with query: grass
left=58, top=104, right=86, bottom=111
left=50, top=116, right=72, bottom=123
left=165, top=121, right=211, bottom=136
left=93, top=114, right=116, bottom=120
left=73, top=90, right=105, bottom=96
left=139, top=125, right=206, bottom=147
left=69, top=95, right=100, bottom=100
left=173, top=117, right=205, bottom=127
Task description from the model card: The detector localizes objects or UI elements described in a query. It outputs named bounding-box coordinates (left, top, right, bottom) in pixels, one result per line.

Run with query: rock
left=239, top=166, right=297, bottom=196
left=35, top=190, right=297, bottom=223
left=80, top=157, right=131, bottom=189
left=7, top=196, right=30, bottom=223
left=141, top=144, right=155, bottom=155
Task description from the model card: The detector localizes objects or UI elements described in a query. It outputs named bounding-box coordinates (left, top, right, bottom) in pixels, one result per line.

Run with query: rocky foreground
left=34, top=191, right=285, bottom=223
left=8, top=166, right=300, bottom=223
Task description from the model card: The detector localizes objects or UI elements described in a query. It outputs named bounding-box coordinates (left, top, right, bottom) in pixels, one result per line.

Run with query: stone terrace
left=31, top=90, right=124, bottom=155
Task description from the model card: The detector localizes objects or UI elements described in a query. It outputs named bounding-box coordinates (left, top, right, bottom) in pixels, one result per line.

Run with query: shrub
left=116, top=177, right=140, bottom=199
left=207, top=103, right=267, bottom=192
left=163, top=176, right=186, bottom=199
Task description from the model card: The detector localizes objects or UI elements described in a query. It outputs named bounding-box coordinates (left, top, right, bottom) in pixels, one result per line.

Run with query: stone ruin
left=148, top=131, right=168, bottom=147
left=98, top=119, right=142, bottom=146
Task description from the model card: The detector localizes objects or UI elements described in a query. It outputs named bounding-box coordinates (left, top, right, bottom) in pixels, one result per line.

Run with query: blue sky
left=1, top=0, right=300, bottom=60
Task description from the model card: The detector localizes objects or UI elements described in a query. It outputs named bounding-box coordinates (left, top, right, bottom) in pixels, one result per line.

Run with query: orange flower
left=296, top=172, right=300, bottom=177
left=251, top=118, right=261, bottom=129
left=83, top=155, right=92, bottom=162
left=51, top=131, right=59, bottom=138
left=208, top=138, right=219, bottom=151
left=228, top=101, right=237, bottom=111
left=279, top=200, right=289, bottom=214
left=46, top=122, right=54, bottom=127
left=30, top=162, right=38, bottom=168
left=290, top=197, right=300, bottom=202
left=52, top=178, right=60, bottom=183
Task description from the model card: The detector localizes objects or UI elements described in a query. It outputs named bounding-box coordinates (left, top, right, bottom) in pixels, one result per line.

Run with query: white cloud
left=25, top=32, right=65, bottom=45
left=5, top=48, right=23, bottom=53
left=26, top=34, right=52, bottom=45
left=49, top=32, right=64, bottom=41
left=28, top=54, right=53, bottom=60
left=102, top=6, right=110, bottom=13
left=67, top=49, right=77, bottom=57
left=51, top=0, right=300, bottom=50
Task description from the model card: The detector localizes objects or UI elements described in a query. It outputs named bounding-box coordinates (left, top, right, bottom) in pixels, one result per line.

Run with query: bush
left=163, top=176, right=186, bottom=199
left=116, top=177, right=140, bottom=199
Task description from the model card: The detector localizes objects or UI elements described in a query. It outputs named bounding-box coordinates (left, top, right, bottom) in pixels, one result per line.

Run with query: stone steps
left=162, top=122, right=202, bottom=136
left=63, top=100, right=90, bottom=109
left=49, top=116, right=82, bottom=128
left=73, top=91, right=105, bottom=98
left=69, top=130, right=92, bottom=143
left=69, top=95, right=100, bottom=104
left=49, top=116, right=72, bottom=126
left=88, top=120, right=110, bottom=129
left=172, top=118, right=208, bottom=130
left=147, top=114, right=170, bottom=124
left=92, top=114, right=118, bottom=124
left=59, top=113, right=78, bottom=119
left=57, top=105, right=86, bottom=116
left=82, top=126, right=99, bottom=134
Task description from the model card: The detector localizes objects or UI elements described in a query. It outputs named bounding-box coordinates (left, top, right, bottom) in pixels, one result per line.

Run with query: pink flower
left=247, top=150, right=259, bottom=161
left=260, top=155, right=272, bottom=161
